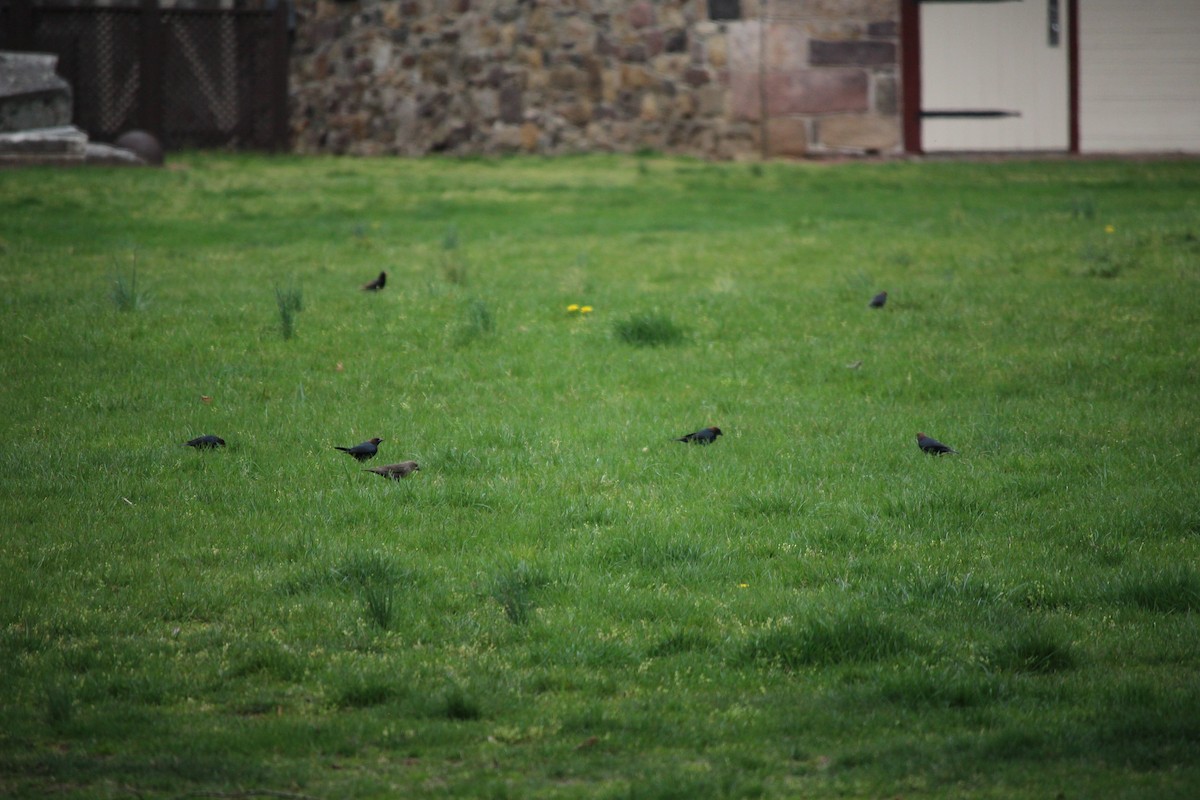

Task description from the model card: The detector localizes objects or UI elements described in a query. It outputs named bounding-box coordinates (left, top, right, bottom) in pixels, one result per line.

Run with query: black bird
left=916, top=432, right=956, bottom=455
left=365, top=461, right=420, bottom=480
left=362, top=271, right=387, bottom=291
left=869, top=291, right=888, bottom=308
left=676, top=426, right=723, bottom=445
left=335, top=437, right=382, bottom=461
left=184, top=435, right=225, bottom=449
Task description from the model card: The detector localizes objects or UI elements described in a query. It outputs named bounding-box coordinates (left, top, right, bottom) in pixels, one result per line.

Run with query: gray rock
left=0, top=51, right=73, bottom=133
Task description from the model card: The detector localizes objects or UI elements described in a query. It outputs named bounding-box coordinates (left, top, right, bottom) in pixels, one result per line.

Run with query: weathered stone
left=726, top=21, right=759, bottom=74
left=0, top=52, right=73, bottom=133
left=519, top=121, right=540, bottom=151
left=473, top=88, right=499, bottom=120
left=639, top=93, right=659, bottom=122
left=809, top=40, right=896, bottom=67
left=765, top=117, right=807, bottom=157
left=628, top=1, right=656, bottom=29
left=873, top=72, right=896, bottom=115
left=696, top=85, right=726, bottom=117
left=561, top=98, right=593, bottom=126
left=620, top=63, right=656, bottom=90
left=0, top=124, right=86, bottom=156
left=801, top=0, right=896, bottom=19
left=867, top=20, right=898, bottom=38
left=765, top=23, right=807, bottom=71
left=816, top=113, right=899, bottom=151
left=703, top=33, right=728, bottom=69
left=549, top=65, right=582, bottom=90
left=287, top=0, right=901, bottom=159
left=642, top=29, right=665, bottom=58
left=731, top=68, right=868, bottom=120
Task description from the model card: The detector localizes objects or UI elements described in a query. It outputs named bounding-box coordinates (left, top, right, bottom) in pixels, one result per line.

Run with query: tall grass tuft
left=111, top=267, right=149, bottom=312
left=42, top=680, right=75, bottom=730
left=1114, top=567, right=1200, bottom=613
left=274, top=284, right=304, bottom=340
left=489, top=561, right=545, bottom=625
left=739, top=612, right=914, bottom=669
left=441, top=224, right=468, bottom=285
left=457, top=298, right=495, bottom=344
left=360, top=580, right=395, bottom=630
left=988, top=624, right=1076, bottom=674
left=439, top=684, right=482, bottom=720
left=613, top=312, right=686, bottom=347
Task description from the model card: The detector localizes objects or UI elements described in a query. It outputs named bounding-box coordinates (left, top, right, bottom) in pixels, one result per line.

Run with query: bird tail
left=334, top=446, right=350, bottom=453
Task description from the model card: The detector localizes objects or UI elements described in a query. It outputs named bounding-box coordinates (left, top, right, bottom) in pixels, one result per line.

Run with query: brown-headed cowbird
left=184, top=435, right=225, bottom=449
left=335, top=437, right=382, bottom=461
left=365, top=461, right=420, bottom=480
left=362, top=271, right=387, bottom=291
left=916, top=432, right=956, bottom=455
left=676, top=426, right=723, bottom=444
left=869, top=291, right=888, bottom=308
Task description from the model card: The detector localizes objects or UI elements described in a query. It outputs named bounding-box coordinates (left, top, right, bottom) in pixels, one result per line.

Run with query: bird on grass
left=676, top=426, right=723, bottom=445
left=334, top=437, right=382, bottom=461
left=869, top=291, right=888, bottom=308
left=365, top=461, right=420, bottom=480
left=916, top=432, right=956, bottom=455
left=362, top=271, right=387, bottom=291
left=183, top=435, right=225, bottom=449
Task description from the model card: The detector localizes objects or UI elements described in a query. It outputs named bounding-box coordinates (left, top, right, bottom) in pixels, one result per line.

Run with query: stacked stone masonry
left=290, top=0, right=900, bottom=158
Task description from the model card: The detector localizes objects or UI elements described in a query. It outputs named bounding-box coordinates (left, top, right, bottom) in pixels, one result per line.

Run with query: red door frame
left=900, top=0, right=1080, bottom=154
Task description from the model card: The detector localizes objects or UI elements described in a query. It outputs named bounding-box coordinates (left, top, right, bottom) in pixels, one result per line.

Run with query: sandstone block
left=868, top=20, right=898, bottom=37
left=816, top=113, right=899, bottom=151
left=639, top=93, right=659, bottom=122
left=520, top=121, right=540, bottom=151
left=765, top=117, right=807, bottom=157
left=730, top=68, right=867, bottom=120
left=707, top=34, right=728, bottom=68
left=765, top=23, right=807, bottom=71
left=809, top=39, right=896, bottom=66
left=873, top=72, right=896, bottom=115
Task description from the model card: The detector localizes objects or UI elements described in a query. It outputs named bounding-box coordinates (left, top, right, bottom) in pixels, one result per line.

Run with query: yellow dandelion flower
left=738, top=583, right=749, bottom=589
left=567, top=304, right=580, bottom=312
left=580, top=305, right=594, bottom=314
left=1104, top=224, right=1115, bottom=234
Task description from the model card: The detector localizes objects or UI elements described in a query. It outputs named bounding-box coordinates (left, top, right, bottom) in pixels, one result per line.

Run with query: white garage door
left=922, top=0, right=1070, bottom=151
left=1080, top=0, right=1200, bottom=152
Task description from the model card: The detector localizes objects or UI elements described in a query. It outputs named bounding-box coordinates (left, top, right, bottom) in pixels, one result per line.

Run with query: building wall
left=289, top=0, right=901, bottom=158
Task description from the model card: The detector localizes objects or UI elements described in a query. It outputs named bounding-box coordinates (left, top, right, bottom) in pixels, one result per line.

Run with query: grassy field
left=1, top=153, right=1198, bottom=799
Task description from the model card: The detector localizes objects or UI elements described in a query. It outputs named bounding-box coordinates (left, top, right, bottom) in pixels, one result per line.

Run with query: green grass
left=2, top=153, right=1199, bottom=798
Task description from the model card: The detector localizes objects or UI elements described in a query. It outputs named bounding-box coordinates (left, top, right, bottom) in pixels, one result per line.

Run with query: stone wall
left=290, top=0, right=900, bottom=158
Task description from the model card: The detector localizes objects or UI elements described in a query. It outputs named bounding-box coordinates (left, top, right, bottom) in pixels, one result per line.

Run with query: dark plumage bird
left=362, top=271, right=387, bottom=291
left=869, top=291, right=888, bottom=308
left=676, top=426, right=723, bottom=444
left=365, top=461, right=420, bottom=480
left=184, top=435, right=225, bottom=449
left=916, top=432, right=956, bottom=455
left=335, top=437, right=382, bottom=461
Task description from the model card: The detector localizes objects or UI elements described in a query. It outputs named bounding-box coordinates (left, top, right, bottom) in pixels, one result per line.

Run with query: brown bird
left=365, top=461, right=420, bottom=480
left=183, top=435, right=225, bottom=449
left=676, top=426, right=723, bottom=444
left=916, top=432, right=956, bottom=455
left=869, top=291, right=888, bottom=308
left=335, top=437, right=382, bottom=461
left=362, top=271, right=387, bottom=291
